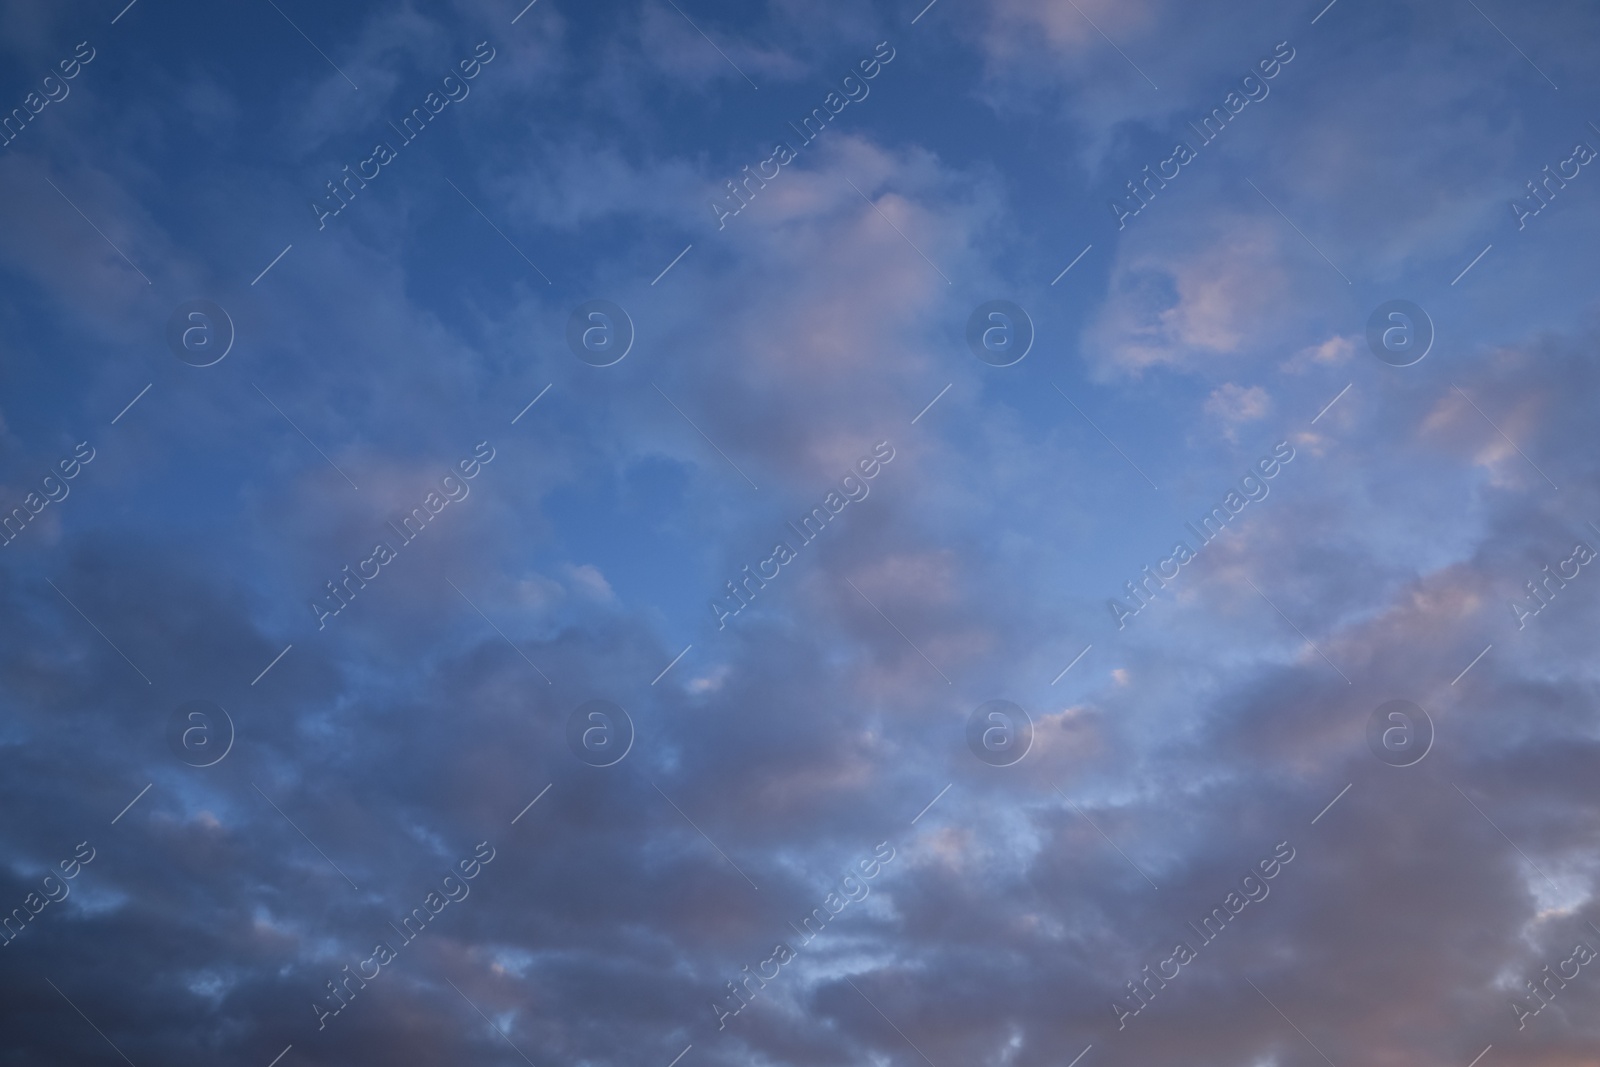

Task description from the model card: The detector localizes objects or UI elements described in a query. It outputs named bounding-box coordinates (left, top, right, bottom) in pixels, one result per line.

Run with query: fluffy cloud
left=3, top=2, right=1600, bottom=1067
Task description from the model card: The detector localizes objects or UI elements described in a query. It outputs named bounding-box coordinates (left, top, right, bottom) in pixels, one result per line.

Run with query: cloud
left=1203, top=383, right=1271, bottom=439
left=5, top=2, right=1600, bottom=1067
left=1083, top=213, right=1293, bottom=375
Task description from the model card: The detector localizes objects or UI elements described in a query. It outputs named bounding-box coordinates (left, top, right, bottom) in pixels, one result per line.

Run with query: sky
left=2, top=0, right=1600, bottom=1064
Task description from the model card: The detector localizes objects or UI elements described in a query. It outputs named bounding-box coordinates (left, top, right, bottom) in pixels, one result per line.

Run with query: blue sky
left=4, top=0, right=1600, bottom=1065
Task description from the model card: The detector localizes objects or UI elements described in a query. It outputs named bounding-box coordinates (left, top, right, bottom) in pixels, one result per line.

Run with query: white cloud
left=1204, top=382, right=1271, bottom=440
